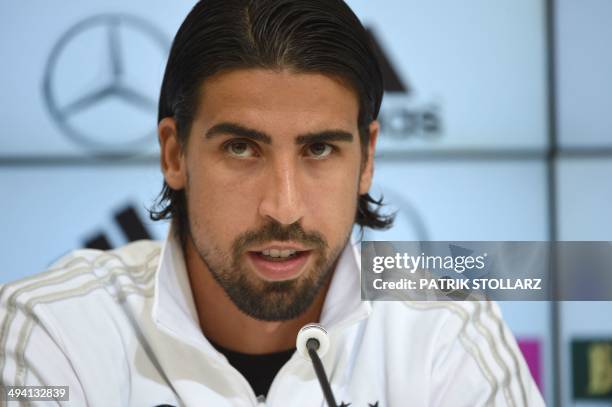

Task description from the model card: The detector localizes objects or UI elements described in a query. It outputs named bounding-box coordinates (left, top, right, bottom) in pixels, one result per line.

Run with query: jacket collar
left=152, top=226, right=371, bottom=344
left=151, top=225, right=204, bottom=346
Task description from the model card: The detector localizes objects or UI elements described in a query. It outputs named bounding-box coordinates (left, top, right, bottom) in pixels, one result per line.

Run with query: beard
left=187, top=219, right=349, bottom=321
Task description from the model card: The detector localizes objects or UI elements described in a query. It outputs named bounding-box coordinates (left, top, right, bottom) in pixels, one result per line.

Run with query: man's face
left=161, top=68, right=377, bottom=321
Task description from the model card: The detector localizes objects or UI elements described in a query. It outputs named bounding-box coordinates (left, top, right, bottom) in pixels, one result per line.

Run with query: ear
left=158, top=117, right=187, bottom=190
left=359, top=121, right=379, bottom=195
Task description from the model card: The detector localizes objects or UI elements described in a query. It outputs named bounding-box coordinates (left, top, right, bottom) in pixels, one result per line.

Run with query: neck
left=184, top=237, right=332, bottom=354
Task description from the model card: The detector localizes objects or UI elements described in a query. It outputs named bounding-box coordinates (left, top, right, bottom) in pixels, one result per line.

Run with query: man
left=0, top=0, right=545, bottom=406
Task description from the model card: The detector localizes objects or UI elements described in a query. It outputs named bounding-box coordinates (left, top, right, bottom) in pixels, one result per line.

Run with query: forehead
left=194, top=69, right=360, bottom=134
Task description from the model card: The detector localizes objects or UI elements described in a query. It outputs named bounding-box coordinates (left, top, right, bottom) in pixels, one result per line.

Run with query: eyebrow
left=295, top=130, right=353, bottom=145
left=205, top=122, right=271, bottom=143
left=204, top=122, right=354, bottom=145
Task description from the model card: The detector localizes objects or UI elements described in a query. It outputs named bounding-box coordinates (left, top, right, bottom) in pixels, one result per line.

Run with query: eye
left=306, top=142, right=334, bottom=159
left=225, top=140, right=257, bottom=158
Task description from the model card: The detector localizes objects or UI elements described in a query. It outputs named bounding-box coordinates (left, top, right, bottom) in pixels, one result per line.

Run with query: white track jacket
left=0, top=228, right=545, bottom=406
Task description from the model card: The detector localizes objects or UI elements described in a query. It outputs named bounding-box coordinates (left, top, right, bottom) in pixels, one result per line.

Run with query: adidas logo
left=84, top=204, right=153, bottom=250
left=367, top=28, right=442, bottom=140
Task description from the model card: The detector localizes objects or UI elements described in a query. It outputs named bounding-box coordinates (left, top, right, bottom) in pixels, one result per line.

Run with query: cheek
left=186, top=166, right=261, bottom=245
left=301, top=166, right=360, bottom=239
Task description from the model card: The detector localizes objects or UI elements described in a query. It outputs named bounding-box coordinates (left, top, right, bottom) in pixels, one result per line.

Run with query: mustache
left=233, top=220, right=328, bottom=254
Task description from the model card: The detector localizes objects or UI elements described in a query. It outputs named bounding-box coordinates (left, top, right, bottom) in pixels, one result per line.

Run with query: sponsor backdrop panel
left=557, top=159, right=612, bottom=406
left=0, top=0, right=547, bottom=156
left=348, top=0, right=548, bottom=152
left=365, top=159, right=552, bottom=402
left=557, top=159, right=612, bottom=241
left=556, top=0, right=612, bottom=148
left=0, top=166, right=169, bottom=283
left=366, top=160, right=548, bottom=241
left=0, top=0, right=194, bottom=157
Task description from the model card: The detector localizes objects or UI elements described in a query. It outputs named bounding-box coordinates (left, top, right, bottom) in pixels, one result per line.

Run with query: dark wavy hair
left=149, top=0, right=395, bottom=242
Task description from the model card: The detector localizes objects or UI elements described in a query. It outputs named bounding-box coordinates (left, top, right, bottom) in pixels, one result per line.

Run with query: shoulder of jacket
left=49, top=239, right=163, bottom=270
left=0, top=239, right=162, bottom=312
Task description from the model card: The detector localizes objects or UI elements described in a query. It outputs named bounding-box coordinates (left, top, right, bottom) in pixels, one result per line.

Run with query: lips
left=247, top=250, right=312, bottom=281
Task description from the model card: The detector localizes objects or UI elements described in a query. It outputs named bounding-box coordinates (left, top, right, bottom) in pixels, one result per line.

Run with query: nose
left=258, top=156, right=305, bottom=225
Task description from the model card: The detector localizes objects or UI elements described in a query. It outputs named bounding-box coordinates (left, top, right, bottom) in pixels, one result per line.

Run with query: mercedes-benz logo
left=42, top=14, right=169, bottom=155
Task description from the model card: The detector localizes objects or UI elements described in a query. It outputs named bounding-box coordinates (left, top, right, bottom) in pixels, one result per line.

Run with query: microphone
left=296, top=323, right=337, bottom=407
